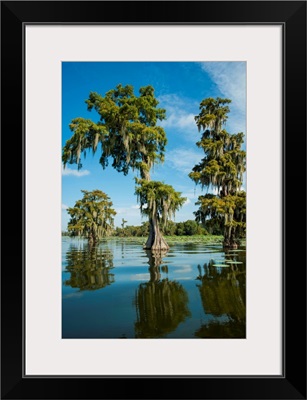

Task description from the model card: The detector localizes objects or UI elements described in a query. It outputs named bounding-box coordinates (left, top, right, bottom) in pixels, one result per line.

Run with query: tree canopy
left=135, top=179, right=186, bottom=249
left=189, top=97, right=246, bottom=248
left=62, top=84, right=167, bottom=180
left=135, top=179, right=186, bottom=228
left=67, top=189, right=116, bottom=244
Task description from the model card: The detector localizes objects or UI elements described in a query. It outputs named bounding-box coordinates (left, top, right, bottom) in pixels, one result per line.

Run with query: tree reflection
left=134, top=250, right=190, bottom=338
left=64, top=244, right=114, bottom=291
left=195, top=254, right=246, bottom=338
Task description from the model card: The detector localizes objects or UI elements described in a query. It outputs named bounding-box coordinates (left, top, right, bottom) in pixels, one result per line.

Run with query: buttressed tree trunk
left=145, top=249, right=168, bottom=282
left=144, top=215, right=169, bottom=251
left=140, top=164, right=170, bottom=252
left=223, top=223, right=238, bottom=249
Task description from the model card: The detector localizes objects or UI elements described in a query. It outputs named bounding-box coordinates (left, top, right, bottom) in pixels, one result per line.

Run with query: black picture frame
left=1, top=1, right=306, bottom=399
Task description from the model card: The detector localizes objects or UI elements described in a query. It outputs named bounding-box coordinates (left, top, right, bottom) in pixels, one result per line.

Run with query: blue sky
left=62, top=62, right=246, bottom=230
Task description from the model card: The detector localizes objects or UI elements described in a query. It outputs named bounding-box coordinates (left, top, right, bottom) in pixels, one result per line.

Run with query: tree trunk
left=144, top=215, right=169, bottom=251
left=140, top=159, right=150, bottom=182
left=88, top=229, right=97, bottom=247
left=223, top=226, right=238, bottom=249
left=141, top=157, right=169, bottom=251
left=145, top=249, right=168, bottom=281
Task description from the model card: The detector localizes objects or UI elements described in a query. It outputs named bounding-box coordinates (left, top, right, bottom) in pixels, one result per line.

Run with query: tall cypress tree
left=189, top=97, right=246, bottom=248
left=63, top=84, right=185, bottom=250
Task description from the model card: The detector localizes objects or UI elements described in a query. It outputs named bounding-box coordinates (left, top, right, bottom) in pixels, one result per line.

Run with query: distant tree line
left=113, top=219, right=222, bottom=237
left=62, top=217, right=226, bottom=238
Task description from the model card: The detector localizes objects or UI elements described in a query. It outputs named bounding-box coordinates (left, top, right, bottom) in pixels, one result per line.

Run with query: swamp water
left=62, top=238, right=246, bottom=339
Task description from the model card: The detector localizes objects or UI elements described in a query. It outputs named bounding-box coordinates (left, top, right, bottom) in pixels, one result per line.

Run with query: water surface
left=62, top=238, right=246, bottom=339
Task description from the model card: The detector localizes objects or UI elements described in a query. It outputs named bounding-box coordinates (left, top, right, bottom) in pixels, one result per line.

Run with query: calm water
left=62, top=238, right=246, bottom=339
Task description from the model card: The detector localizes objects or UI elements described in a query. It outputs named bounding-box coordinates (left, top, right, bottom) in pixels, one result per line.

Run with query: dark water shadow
left=195, top=253, right=246, bottom=338
left=64, top=243, right=115, bottom=291
left=134, top=250, right=191, bottom=338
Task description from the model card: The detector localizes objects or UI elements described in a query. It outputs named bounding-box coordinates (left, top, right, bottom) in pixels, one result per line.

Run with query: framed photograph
left=1, top=1, right=306, bottom=399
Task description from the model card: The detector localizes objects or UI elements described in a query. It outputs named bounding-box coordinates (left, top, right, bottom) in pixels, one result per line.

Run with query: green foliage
left=115, top=222, right=149, bottom=237
left=135, top=179, right=187, bottom=227
left=113, top=219, right=207, bottom=237
left=198, top=216, right=223, bottom=235
left=195, top=97, right=232, bottom=132
left=189, top=97, right=246, bottom=245
left=162, top=220, right=177, bottom=236
left=171, top=220, right=206, bottom=236
left=67, top=189, right=116, bottom=242
left=62, top=84, right=167, bottom=179
left=195, top=191, right=246, bottom=238
left=189, top=97, right=246, bottom=196
left=121, top=218, right=127, bottom=229
left=181, top=219, right=201, bottom=236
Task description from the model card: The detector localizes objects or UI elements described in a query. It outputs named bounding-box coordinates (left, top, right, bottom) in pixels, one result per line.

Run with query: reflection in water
left=195, top=252, right=246, bottom=338
left=64, top=244, right=114, bottom=291
left=62, top=239, right=247, bottom=339
left=134, top=250, right=191, bottom=338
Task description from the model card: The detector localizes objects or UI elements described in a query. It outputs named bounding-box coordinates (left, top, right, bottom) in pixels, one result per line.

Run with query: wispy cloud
left=158, top=94, right=199, bottom=142
left=183, top=198, right=191, bottom=206
left=166, top=148, right=203, bottom=174
left=116, top=204, right=140, bottom=214
left=130, top=273, right=150, bottom=282
left=163, top=112, right=195, bottom=130
left=200, top=62, right=246, bottom=134
left=62, top=166, right=90, bottom=177
left=62, top=204, right=68, bottom=210
left=113, top=204, right=143, bottom=227
left=174, top=265, right=193, bottom=274
left=201, top=62, right=246, bottom=112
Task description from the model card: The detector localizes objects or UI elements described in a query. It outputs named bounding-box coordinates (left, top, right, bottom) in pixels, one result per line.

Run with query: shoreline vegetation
left=62, top=234, right=246, bottom=247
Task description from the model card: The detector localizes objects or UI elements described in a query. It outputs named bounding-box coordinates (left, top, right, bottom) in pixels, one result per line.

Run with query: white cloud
left=200, top=62, right=246, bottom=112
left=181, top=190, right=199, bottom=200
left=130, top=273, right=150, bottom=281
left=183, top=198, right=191, bottom=206
left=62, top=166, right=90, bottom=177
left=158, top=94, right=199, bottom=142
left=114, top=204, right=142, bottom=226
left=200, top=62, right=246, bottom=134
left=116, top=206, right=139, bottom=215
left=163, top=112, right=195, bottom=130
left=174, top=265, right=193, bottom=274
left=166, top=148, right=203, bottom=174
left=62, top=204, right=68, bottom=210
left=159, top=93, right=199, bottom=111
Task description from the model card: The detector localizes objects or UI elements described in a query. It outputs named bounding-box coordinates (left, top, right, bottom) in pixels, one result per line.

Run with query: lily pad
left=212, top=264, right=229, bottom=267
left=225, top=261, right=243, bottom=264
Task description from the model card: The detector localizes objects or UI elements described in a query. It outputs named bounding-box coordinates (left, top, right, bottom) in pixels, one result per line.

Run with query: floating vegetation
left=211, top=258, right=224, bottom=262
left=105, top=235, right=224, bottom=246
left=212, top=264, right=229, bottom=267
left=225, top=261, right=243, bottom=264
